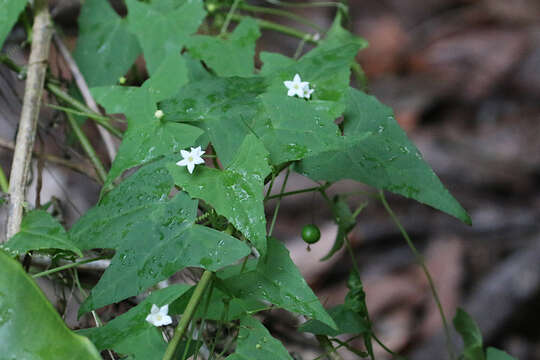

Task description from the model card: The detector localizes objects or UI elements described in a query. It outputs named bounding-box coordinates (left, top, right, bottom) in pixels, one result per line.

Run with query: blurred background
left=1, top=0, right=540, bottom=359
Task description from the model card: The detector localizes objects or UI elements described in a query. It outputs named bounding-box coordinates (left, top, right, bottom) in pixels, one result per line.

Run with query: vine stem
left=237, top=3, right=324, bottom=32
left=379, top=190, right=456, bottom=360
left=265, top=184, right=329, bottom=201
left=231, top=14, right=319, bottom=44
left=162, top=270, right=214, bottom=360
left=316, top=335, right=344, bottom=360
left=65, top=112, right=107, bottom=183
left=32, top=256, right=108, bottom=278
left=5, top=0, right=53, bottom=241
left=268, top=168, right=290, bottom=236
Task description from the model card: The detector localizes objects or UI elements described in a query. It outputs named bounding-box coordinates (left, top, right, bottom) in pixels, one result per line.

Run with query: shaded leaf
left=187, top=17, right=260, bottom=77
left=454, top=308, right=485, bottom=360
left=70, top=162, right=250, bottom=313
left=321, top=196, right=358, bottom=260
left=295, top=88, right=471, bottom=224
left=126, top=0, right=206, bottom=74
left=0, top=250, right=101, bottom=359
left=299, top=305, right=370, bottom=336
left=486, top=348, right=517, bottom=360
left=0, top=0, right=27, bottom=49
left=167, top=134, right=271, bottom=255
left=170, top=286, right=265, bottom=321
left=218, top=237, right=336, bottom=329
left=2, top=210, right=82, bottom=257
left=226, top=315, right=293, bottom=360
left=73, top=0, right=140, bottom=86
left=79, top=285, right=190, bottom=359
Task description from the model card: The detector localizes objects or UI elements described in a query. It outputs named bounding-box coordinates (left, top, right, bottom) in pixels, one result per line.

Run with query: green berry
left=301, top=224, right=321, bottom=244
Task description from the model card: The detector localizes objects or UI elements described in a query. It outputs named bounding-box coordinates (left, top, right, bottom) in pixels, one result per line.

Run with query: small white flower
left=284, top=73, right=310, bottom=98
left=154, top=109, right=164, bottom=119
left=176, top=146, right=205, bottom=174
left=312, top=33, right=320, bottom=41
left=302, top=85, right=314, bottom=99
left=145, top=304, right=172, bottom=327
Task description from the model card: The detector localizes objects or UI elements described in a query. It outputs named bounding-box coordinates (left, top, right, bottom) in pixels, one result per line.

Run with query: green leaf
left=261, top=15, right=367, bottom=118
left=126, top=0, right=206, bottom=74
left=226, top=315, right=293, bottom=360
left=79, top=284, right=190, bottom=359
left=295, top=88, right=471, bottom=224
left=73, top=0, right=141, bottom=86
left=299, top=305, right=370, bottom=336
left=70, top=162, right=250, bottom=313
left=159, top=76, right=267, bottom=167
left=0, top=0, right=27, bottom=49
left=250, top=92, right=354, bottom=165
left=453, top=308, right=485, bottom=360
left=91, top=53, right=204, bottom=188
left=486, top=348, right=517, bottom=360
left=170, top=285, right=266, bottom=321
left=0, top=250, right=101, bottom=359
left=218, top=237, right=336, bottom=329
left=2, top=210, right=82, bottom=257
left=159, top=75, right=358, bottom=167
left=320, top=196, right=358, bottom=260
left=167, top=134, right=271, bottom=255
left=187, top=17, right=260, bottom=77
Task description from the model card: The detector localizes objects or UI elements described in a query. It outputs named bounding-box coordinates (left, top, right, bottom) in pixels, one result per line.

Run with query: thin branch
left=65, top=112, right=108, bottom=183
left=6, top=0, right=53, bottom=240
left=0, top=137, right=101, bottom=183
left=53, top=34, right=117, bottom=162
left=32, top=256, right=108, bottom=278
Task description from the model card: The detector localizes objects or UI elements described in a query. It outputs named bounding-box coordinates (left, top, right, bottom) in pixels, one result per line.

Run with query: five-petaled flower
left=284, top=73, right=314, bottom=99
left=154, top=109, right=164, bottom=119
left=176, top=146, right=205, bottom=174
left=145, top=304, right=172, bottom=327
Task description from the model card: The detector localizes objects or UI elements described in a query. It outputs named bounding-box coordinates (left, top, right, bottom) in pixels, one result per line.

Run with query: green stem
left=65, top=112, right=108, bottom=183
left=220, top=0, right=242, bottom=35
left=231, top=14, right=318, bottom=43
left=265, top=184, right=328, bottom=201
left=379, top=191, right=455, bottom=360
left=32, top=256, right=108, bottom=278
left=0, top=165, right=9, bottom=193
left=238, top=3, right=324, bottom=32
left=316, top=334, right=344, bottom=360
left=264, top=0, right=348, bottom=11
left=268, top=168, right=290, bottom=236
left=162, top=270, right=214, bottom=360
left=46, top=104, right=123, bottom=138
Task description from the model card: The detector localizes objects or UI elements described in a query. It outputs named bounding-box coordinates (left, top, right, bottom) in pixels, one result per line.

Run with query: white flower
left=176, top=146, right=205, bottom=174
left=284, top=74, right=310, bottom=98
left=145, top=304, right=172, bottom=327
left=302, top=85, right=314, bottom=99
left=154, top=109, right=164, bottom=119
